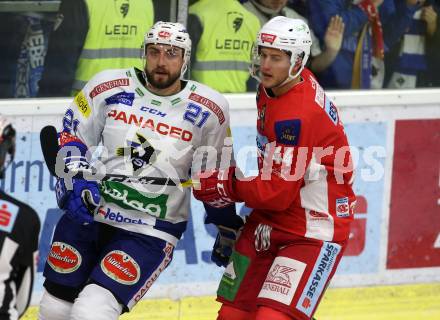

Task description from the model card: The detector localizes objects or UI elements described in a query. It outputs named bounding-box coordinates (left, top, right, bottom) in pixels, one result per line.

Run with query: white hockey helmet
left=142, top=21, right=192, bottom=77
left=250, top=16, right=312, bottom=83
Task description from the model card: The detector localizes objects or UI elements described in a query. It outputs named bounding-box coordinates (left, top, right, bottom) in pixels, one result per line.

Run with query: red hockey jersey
left=234, top=68, right=355, bottom=242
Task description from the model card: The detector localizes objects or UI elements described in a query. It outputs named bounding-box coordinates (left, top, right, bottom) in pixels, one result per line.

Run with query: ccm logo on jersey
left=47, top=242, right=82, bottom=274
left=101, top=250, right=140, bottom=285
left=90, top=78, right=130, bottom=98
left=108, top=110, right=193, bottom=141
left=0, top=201, right=19, bottom=233
left=189, top=92, right=225, bottom=125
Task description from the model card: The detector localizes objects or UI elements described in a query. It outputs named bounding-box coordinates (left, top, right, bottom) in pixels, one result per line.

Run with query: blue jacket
left=308, top=0, right=419, bottom=88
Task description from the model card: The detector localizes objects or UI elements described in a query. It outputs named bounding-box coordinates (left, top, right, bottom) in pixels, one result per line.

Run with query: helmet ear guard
left=142, top=21, right=192, bottom=79
left=250, top=17, right=312, bottom=84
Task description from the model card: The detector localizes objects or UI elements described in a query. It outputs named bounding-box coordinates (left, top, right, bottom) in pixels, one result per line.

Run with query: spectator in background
left=0, top=14, right=27, bottom=98
left=309, top=0, right=421, bottom=89
left=287, top=0, right=308, bottom=17
left=0, top=11, right=54, bottom=98
left=386, top=0, right=439, bottom=88
left=187, top=0, right=260, bottom=93
left=243, top=0, right=345, bottom=75
left=0, top=116, right=40, bottom=320
left=425, top=0, right=440, bottom=86
left=38, top=0, right=154, bottom=97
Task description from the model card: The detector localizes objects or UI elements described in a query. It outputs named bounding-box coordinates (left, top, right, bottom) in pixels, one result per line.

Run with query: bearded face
left=143, top=44, right=184, bottom=89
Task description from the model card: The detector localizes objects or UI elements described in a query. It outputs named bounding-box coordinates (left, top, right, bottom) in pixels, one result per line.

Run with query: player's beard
left=145, top=67, right=181, bottom=89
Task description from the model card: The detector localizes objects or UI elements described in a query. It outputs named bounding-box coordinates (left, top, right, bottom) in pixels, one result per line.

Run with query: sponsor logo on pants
left=296, top=242, right=341, bottom=317
left=258, top=256, right=306, bottom=305
left=47, top=242, right=82, bottom=274
left=101, top=250, right=140, bottom=285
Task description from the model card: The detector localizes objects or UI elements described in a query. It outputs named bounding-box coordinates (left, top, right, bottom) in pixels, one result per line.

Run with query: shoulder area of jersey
left=301, top=69, right=342, bottom=127
left=86, top=68, right=134, bottom=90
left=82, top=68, right=136, bottom=99
left=301, top=68, right=326, bottom=107
left=88, top=68, right=133, bottom=85
left=186, top=80, right=229, bottom=109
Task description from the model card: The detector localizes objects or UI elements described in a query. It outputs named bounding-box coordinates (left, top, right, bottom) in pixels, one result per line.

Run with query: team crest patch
left=47, top=242, right=82, bottom=274
left=274, top=119, right=301, bottom=146
left=89, top=78, right=129, bottom=98
left=0, top=200, right=19, bottom=233
left=336, top=197, right=350, bottom=217
left=105, top=92, right=135, bottom=106
left=258, top=257, right=306, bottom=305
left=101, top=250, right=140, bottom=285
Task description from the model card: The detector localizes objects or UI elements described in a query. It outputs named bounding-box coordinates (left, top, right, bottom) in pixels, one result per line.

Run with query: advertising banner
left=0, top=91, right=439, bottom=300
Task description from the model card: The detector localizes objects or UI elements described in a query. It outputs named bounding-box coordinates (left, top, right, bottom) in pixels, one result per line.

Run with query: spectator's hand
left=324, top=15, right=345, bottom=54
left=421, top=6, right=438, bottom=36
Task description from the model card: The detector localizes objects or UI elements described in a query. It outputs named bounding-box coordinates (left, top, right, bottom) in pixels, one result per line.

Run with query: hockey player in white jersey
left=39, top=21, right=243, bottom=320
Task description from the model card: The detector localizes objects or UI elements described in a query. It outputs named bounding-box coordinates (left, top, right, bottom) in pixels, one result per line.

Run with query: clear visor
left=141, top=41, right=190, bottom=81
left=249, top=43, right=306, bottom=84
left=249, top=43, right=262, bottom=81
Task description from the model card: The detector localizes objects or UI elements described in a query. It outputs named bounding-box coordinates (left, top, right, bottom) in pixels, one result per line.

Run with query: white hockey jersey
left=60, top=68, right=231, bottom=245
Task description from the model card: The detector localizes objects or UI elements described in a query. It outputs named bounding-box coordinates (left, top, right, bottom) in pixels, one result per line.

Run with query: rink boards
left=0, top=89, right=439, bottom=305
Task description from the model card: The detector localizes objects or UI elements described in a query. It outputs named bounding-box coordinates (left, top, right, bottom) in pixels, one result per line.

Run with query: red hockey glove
left=193, top=167, right=239, bottom=208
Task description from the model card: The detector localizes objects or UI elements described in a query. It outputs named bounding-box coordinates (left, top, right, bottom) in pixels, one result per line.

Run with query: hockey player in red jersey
left=193, top=16, right=356, bottom=320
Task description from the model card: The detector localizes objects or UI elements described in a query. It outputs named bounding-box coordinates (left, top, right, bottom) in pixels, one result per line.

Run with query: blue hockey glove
left=212, top=224, right=243, bottom=267
left=55, top=177, right=101, bottom=224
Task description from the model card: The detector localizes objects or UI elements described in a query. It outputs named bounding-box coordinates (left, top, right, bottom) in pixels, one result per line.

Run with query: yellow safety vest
left=72, top=0, right=153, bottom=94
left=189, top=0, right=260, bottom=93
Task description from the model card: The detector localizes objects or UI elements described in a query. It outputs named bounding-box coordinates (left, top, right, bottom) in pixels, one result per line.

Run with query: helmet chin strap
left=272, top=63, right=303, bottom=89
